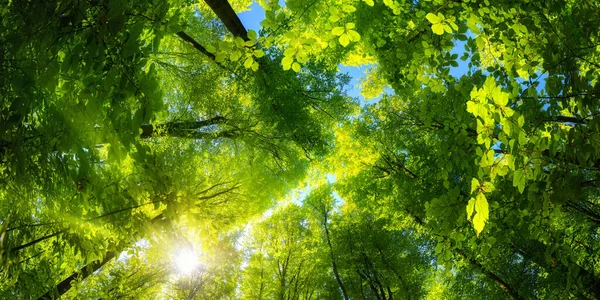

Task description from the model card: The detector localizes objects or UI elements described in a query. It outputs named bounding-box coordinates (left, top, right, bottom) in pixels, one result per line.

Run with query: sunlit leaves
left=332, top=23, right=360, bottom=47
left=426, top=13, right=457, bottom=35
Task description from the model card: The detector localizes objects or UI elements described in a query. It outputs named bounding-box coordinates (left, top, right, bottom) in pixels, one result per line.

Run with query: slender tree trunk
left=139, top=116, right=229, bottom=139
left=406, top=210, right=524, bottom=300
left=37, top=213, right=164, bottom=299
left=38, top=251, right=116, bottom=299
left=455, top=249, right=524, bottom=300
left=322, top=213, right=350, bottom=300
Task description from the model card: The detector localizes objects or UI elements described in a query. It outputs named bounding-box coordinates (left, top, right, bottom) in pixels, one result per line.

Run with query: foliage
left=1, top=0, right=600, bottom=299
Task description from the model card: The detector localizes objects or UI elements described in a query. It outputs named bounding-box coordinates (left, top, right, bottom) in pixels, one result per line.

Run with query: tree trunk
left=139, top=116, right=229, bottom=139
left=37, top=213, right=165, bottom=299
left=203, top=0, right=249, bottom=40
left=38, top=251, right=116, bottom=299
left=322, top=213, right=350, bottom=300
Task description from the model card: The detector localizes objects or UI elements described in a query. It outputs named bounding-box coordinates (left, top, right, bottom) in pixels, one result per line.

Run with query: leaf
left=345, top=23, right=356, bottom=29
left=363, top=0, right=374, bottom=6
left=431, top=23, right=445, bottom=35
left=475, top=193, right=489, bottom=219
left=284, top=47, right=297, bottom=57
left=205, top=44, right=216, bottom=54
left=348, top=30, right=361, bottom=42
left=467, top=198, right=475, bottom=220
left=230, top=50, right=242, bottom=61
left=481, top=181, right=495, bottom=193
left=253, top=49, right=265, bottom=58
left=244, top=57, right=254, bottom=69
left=339, top=34, right=351, bottom=47
left=426, top=13, right=441, bottom=24
left=473, top=212, right=485, bottom=236
left=247, top=29, right=257, bottom=40
left=251, top=61, right=259, bottom=71
left=471, top=178, right=479, bottom=194
left=282, top=56, right=293, bottom=70
left=342, top=5, right=356, bottom=12
left=234, top=37, right=245, bottom=48
left=292, top=62, right=301, bottom=72
left=332, top=27, right=345, bottom=36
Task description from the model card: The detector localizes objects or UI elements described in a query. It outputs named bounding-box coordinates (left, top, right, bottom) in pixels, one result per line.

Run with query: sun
left=174, top=248, right=199, bottom=275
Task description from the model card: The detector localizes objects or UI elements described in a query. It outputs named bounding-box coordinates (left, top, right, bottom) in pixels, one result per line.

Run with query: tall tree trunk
left=406, top=210, right=524, bottom=300
left=322, top=213, right=350, bottom=300
left=37, top=213, right=165, bottom=299
left=38, top=251, right=116, bottom=299
left=203, top=0, right=249, bottom=40
left=139, top=116, right=230, bottom=139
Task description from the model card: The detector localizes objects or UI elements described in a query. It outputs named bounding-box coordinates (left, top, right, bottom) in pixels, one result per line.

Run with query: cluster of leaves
left=1, top=0, right=600, bottom=299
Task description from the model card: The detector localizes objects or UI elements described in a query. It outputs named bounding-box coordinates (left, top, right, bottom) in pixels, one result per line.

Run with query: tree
left=2, top=0, right=600, bottom=298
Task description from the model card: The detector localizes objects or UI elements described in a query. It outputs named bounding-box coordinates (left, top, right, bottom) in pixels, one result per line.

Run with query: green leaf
left=230, top=50, right=242, bottom=61
left=253, top=49, right=265, bottom=58
left=475, top=193, right=489, bottom=219
left=234, top=37, right=245, bottom=48
left=284, top=47, right=297, bottom=57
left=426, top=13, right=441, bottom=24
left=345, top=23, right=356, bottom=29
left=247, top=29, right=258, bottom=40
left=342, top=5, right=356, bottom=12
left=332, top=27, right=345, bottom=36
left=292, top=62, right=301, bottom=72
left=363, top=0, right=374, bottom=6
left=348, top=30, right=361, bottom=42
left=431, top=23, right=445, bottom=35
left=244, top=57, right=254, bottom=69
left=282, top=56, right=293, bottom=70
left=467, top=198, right=475, bottom=220
left=471, top=178, right=479, bottom=194
left=473, top=212, right=485, bottom=236
left=339, top=34, right=351, bottom=47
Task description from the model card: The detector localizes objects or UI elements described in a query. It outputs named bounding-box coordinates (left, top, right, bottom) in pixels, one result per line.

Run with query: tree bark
left=405, top=210, right=524, bottom=300
left=176, top=31, right=216, bottom=60
left=203, top=0, right=249, bottom=40
left=38, top=251, right=116, bottom=299
left=37, top=213, right=165, bottom=299
left=322, top=212, right=350, bottom=300
left=139, top=117, right=233, bottom=139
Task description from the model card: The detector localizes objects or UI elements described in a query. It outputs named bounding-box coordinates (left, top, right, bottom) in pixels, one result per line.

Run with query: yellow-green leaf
left=253, top=49, right=265, bottom=58
left=234, top=37, right=245, bottom=48
left=426, top=13, right=441, bottom=24
left=332, top=27, right=345, bottom=36
left=348, top=30, right=361, bottom=42
left=473, top=212, right=485, bottom=236
left=345, top=23, right=356, bottom=29
left=339, top=34, right=350, bottom=47
left=292, top=62, right=301, bottom=72
left=282, top=56, right=293, bottom=70
left=247, top=29, right=257, bottom=40
left=475, top=193, right=489, bottom=219
left=467, top=198, right=475, bottom=220
left=342, top=5, right=356, bottom=12
left=284, top=47, right=296, bottom=57
left=432, top=23, right=445, bottom=35
left=471, top=178, right=479, bottom=194
left=244, top=57, right=254, bottom=69
left=363, top=0, right=374, bottom=6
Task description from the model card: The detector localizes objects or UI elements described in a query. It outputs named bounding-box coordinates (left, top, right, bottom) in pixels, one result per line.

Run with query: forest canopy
left=1, top=0, right=600, bottom=299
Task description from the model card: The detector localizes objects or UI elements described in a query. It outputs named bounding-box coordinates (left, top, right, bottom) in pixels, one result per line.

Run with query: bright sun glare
left=174, top=248, right=199, bottom=275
